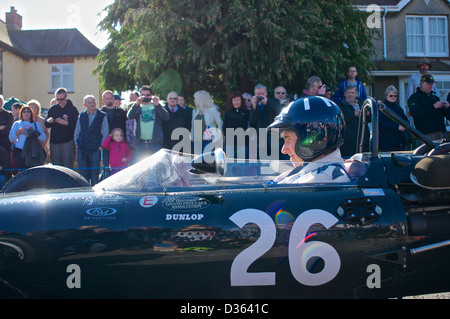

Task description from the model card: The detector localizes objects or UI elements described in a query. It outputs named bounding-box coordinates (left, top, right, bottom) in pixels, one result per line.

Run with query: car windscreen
left=94, top=149, right=293, bottom=192
left=94, top=149, right=364, bottom=193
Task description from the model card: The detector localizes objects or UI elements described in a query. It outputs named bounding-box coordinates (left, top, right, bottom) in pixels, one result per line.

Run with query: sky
left=0, top=0, right=114, bottom=49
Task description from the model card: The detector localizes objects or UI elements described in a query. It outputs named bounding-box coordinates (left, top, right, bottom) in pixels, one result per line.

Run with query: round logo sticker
left=140, top=196, right=158, bottom=208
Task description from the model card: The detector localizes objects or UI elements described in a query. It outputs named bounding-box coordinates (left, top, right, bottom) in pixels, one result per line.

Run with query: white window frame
left=50, top=64, right=74, bottom=92
left=406, top=15, right=448, bottom=57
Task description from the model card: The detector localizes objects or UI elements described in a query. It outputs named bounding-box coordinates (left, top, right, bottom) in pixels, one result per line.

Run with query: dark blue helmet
left=268, top=96, right=345, bottom=161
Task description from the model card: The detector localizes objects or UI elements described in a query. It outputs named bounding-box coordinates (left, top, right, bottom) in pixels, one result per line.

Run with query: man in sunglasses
left=162, top=91, right=191, bottom=151
left=45, top=87, right=79, bottom=168
left=274, top=86, right=290, bottom=107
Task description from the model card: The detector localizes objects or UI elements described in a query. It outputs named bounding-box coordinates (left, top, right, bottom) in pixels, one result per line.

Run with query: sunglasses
left=388, top=94, right=397, bottom=98
left=275, top=92, right=286, bottom=94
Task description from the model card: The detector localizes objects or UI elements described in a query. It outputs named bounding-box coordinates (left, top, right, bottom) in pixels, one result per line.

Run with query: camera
left=143, top=97, right=152, bottom=103
left=257, top=96, right=265, bottom=102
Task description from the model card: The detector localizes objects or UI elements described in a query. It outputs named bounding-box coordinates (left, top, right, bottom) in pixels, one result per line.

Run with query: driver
left=267, top=96, right=351, bottom=184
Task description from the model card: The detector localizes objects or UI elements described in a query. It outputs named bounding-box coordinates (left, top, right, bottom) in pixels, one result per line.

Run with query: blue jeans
left=77, top=149, right=101, bottom=185
left=131, top=141, right=161, bottom=164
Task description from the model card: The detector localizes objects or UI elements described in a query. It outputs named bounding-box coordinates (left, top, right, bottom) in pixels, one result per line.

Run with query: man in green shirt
left=127, top=85, right=169, bottom=164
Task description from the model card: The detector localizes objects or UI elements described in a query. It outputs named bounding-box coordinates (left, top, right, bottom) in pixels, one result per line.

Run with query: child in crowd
left=101, top=128, right=132, bottom=174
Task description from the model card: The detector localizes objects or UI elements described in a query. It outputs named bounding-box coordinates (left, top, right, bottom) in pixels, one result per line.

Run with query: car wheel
left=1, top=165, right=90, bottom=194
left=0, top=236, right=55, bottom=265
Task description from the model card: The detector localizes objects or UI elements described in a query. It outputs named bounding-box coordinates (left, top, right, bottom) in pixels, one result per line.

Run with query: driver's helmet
left=267, top=96, right=345, bottom=161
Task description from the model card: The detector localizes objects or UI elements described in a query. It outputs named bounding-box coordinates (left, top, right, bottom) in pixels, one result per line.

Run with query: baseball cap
left=421, top=74, right=435, bottom=84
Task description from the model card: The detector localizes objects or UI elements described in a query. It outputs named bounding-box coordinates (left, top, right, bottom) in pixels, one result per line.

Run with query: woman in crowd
left=190, top=90, right=223, bottom=154
left=9, top=105, right=46, bottom=169
left=28, top=99, right=50, bottom=157
left=222, top=91, right=250, bottom=159
left=379, top=85, right=410, bottom=152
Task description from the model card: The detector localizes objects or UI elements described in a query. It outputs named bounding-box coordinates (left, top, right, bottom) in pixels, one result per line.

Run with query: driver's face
left=281, top=130, right=303, bottom=167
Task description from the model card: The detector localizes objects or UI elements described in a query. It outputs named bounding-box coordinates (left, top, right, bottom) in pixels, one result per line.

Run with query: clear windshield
left=94, top=149, right=293, bottom=192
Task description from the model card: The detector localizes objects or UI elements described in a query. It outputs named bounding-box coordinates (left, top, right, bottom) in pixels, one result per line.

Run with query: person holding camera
left=249, top=84, right=281, bottom=159
left=408, top=74, right=450, bottom=142
left=274, top=86, right=290, bottom=107
left=299, top=76, right=328, bottom=98
left=127, top=85, right=169, bottom=163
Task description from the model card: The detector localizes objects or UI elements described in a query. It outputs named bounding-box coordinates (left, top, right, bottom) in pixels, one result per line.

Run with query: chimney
left=6, top=6, right=22, bottom=31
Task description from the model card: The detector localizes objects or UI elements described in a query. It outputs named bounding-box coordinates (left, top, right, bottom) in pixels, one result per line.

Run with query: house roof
left=8, top=29, right=99, bottom=58
left=352, top=0, right=404, bottom=5
left=352, top=0, right=412, bottom=11
left=0, top=20, right=99, bottom=59
left=373, top=60, right=450, bottom=72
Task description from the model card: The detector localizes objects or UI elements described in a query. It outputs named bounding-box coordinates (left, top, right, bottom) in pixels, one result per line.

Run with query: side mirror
left=190, top=148, right=227, bottom=176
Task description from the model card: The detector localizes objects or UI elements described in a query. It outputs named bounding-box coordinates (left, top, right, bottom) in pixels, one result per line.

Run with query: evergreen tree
left=96, top=0, right=375, bottom=105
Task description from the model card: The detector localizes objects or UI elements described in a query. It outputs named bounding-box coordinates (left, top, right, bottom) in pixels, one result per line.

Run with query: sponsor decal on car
left=140, top=196, right=158, bottom=208
left=162, top=196, right=210, bottom=212
left=84, top=207, right=117, bottom=220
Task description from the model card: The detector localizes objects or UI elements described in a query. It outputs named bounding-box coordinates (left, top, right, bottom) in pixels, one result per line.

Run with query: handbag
left=21, top=123, right=47, bottom=167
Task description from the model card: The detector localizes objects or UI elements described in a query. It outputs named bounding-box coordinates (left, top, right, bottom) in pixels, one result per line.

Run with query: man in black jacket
left=249, top=84, right=281, bottom=159
left=0, top=95, right=13, bottom=155
left=45, top=88, right=79, bottom=168
left=408, top=74, right=450, bottom=142
left=162, top=91, right=191, bottom=152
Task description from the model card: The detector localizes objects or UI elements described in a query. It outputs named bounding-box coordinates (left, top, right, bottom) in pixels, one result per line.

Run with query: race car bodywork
left=0, top=99, right=449, bottom=299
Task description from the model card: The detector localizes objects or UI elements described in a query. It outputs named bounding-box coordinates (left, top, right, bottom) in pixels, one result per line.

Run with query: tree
left=96, top=0, right=375, bottom=106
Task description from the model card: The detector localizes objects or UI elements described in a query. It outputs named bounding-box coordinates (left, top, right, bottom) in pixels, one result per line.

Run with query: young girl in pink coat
left=102, top=128, right=132, bottom=174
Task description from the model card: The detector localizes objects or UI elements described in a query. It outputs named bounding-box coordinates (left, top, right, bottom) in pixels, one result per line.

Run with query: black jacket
left=101, top=106, right=127, bottom=140
left=44, top=99, right=79, bottom=144
left=162, top=106, right=191, bottom=149
left=0, top=108, right=13, bottom=151
left=408, top=88, right=450, bottom=135
left=379, top=100, right=410, bottom=151
left=338, top=99, right=369, bottom=157
left=21, top=128, right=46, bottom=168
left=249, top=98, right=281, bottom=130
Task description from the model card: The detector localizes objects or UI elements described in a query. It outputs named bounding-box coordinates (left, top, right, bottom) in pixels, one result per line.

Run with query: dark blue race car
left=0, top=99, right=449, bottom=299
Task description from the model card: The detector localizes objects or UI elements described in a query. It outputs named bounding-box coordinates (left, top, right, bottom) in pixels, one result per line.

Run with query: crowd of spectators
left=1, top=61, right=449, bottom=188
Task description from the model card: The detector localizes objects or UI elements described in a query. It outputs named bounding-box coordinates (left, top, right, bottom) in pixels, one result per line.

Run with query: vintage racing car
left=0, top=98, right=449, bottom=299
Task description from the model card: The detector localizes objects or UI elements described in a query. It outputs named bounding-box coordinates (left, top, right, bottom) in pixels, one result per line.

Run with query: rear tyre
left=1, top=165, right=90, bottom=194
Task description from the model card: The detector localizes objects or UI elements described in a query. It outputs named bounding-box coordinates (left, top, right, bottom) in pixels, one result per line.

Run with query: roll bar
left=357, top=98, right=438, bottom=158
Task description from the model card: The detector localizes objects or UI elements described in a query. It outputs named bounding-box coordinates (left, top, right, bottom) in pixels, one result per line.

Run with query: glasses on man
left=275, top=92, right=286, bottom=95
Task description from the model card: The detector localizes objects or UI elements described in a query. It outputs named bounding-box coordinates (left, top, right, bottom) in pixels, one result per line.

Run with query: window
left=406, top=16, right=448, bottom=57
left=50, top=64, right=74, bottom=92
